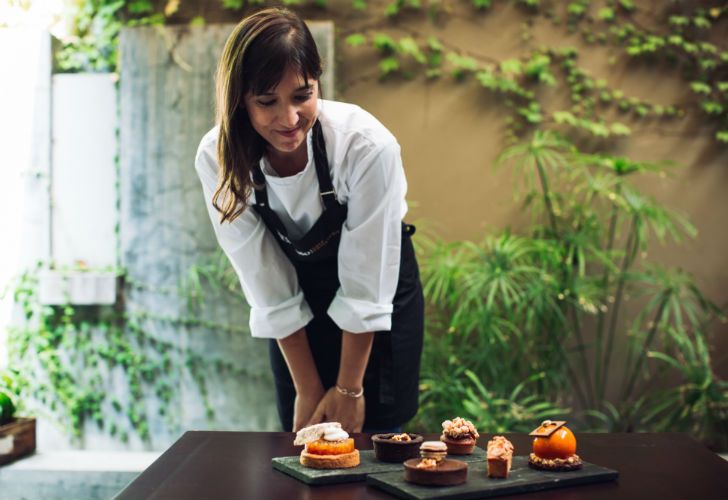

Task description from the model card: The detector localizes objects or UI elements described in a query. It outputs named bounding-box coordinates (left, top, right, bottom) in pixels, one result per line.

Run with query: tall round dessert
left=440, top=417, right=479, bottom=455
left=528, top=420, right=582, bottom=471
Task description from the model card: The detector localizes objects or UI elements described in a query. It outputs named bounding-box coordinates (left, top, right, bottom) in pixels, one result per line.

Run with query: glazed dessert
left=404, top=441, right=468, bottom=486
left=440, top=417, right=480, bottom=455
left=486, top=436, right=514, bottom=478
left=528, top=420, right=582, bottom=471
left=372, top=432, right=423, bottom=462
left=294, top=422, right=360, bottom=469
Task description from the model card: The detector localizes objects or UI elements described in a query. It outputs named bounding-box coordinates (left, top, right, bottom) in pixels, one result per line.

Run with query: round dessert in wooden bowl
left=372, top=433, right=423, bottom=462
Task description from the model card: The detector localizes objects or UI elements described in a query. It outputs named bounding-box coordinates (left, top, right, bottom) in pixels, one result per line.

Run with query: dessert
left=372, top=432, right=423, bottom=462
left=528, top=420, right=582, bottom=471
left=404, top=441, right=468, bottom=486
left=486, top=436, right=514, bottom=478
left=440, top=416, right=480, bottom=455
left=294, top=422, right=360, bottom=469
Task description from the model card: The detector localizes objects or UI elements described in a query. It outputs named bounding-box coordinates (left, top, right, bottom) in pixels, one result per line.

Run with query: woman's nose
left=282, top=104, right=299, bottom=127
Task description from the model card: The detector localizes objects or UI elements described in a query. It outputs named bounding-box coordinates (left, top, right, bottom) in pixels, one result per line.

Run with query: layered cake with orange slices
left=294, top=422, right=360, bottom=469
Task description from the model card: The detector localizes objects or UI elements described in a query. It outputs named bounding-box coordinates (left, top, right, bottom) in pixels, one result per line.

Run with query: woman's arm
left=277, top=328, right=325, bottom=431
left=337, top=330, right=374, bottom=392
left=309, top=331, right=373, bottom=433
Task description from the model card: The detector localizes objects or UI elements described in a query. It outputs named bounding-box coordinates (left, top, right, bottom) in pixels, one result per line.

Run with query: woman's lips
left=275, top=126, right=300, bottom=138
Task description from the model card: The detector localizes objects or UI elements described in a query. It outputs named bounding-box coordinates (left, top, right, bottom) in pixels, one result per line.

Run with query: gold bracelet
left=335, top=384, right=364, bottom=398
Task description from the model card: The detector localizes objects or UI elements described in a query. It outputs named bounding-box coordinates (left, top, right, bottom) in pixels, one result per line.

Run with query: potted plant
left=0, top=369, right=36, bottom=465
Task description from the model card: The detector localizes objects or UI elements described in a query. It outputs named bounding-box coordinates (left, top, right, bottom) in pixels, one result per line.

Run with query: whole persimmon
left=532, top=426, right=577, bottom=459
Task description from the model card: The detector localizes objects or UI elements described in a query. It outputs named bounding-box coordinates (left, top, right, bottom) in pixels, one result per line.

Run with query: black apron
left=252, top=120, right=424, bottom=431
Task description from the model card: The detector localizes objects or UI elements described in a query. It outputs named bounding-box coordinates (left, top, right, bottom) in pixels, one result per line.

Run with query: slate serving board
left=366, top=456, right=618, bottom=499
left=272, top=447, right=486, bottom=485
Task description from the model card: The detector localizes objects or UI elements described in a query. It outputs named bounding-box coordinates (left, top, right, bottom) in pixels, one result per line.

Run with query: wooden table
left=114, top=432, right=728, bottom=499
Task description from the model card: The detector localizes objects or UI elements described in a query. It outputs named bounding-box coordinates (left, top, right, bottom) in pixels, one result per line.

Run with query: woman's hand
left=293, top=386, right=325, bottom=432
left=308, top=387, right=365, bottom=433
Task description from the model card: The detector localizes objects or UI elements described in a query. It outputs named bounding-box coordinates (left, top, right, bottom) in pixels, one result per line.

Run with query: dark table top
left=114, top=432, right=728, bottom=500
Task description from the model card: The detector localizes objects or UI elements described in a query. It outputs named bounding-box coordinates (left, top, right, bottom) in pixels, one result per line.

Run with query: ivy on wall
left=56, top=1, right=728, bottom=143
left=8, top=258, right=263, bottom=442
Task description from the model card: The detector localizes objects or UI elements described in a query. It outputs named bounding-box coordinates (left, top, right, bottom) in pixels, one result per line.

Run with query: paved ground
left=0, top=451, right=159, bottom=500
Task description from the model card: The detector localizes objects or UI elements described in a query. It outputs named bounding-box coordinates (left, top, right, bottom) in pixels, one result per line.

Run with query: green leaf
left=379, top=56, right=400, bottom=76
left=352, top=0, right=367, bottom=9
left=127, top=0, right=154, bottom=14
left=373, top=33, right=398, bottom=53
left=384, top=1, right=401, bottom=16
left=427, top=36, right=444, bottom=52
left=611, top=123, right=631, bottom=136
left=221, top=0, right=243, bottom=9
left=669, top=15, right=689, bottom=28
left=567, top=2, right=586, bottom=17
left=345, top=33, right=366, bottom=47
left=598, top=7, right=614, bottom=21
left=553, top=111, right=578, bottom=125
left=701, top=101, right=724, bottom=115
left=500, top=59, right=522, bottom=76
left=693, top=16, right=711, bottom=29
left=189, top=16, right=205, bottom=27
left=619, top=0, right=635, bottom=10
left=399, top=37, right=427, bottom=64
left=690, top=82, right=712, bottom=95
left=473, top=0, right=492, bottom=8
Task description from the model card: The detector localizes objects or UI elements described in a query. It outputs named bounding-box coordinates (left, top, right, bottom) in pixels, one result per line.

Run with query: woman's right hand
left=293, top=385, right=325, bottom=432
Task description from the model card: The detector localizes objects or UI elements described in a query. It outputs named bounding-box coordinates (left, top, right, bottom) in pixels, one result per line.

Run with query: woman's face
left=244, top=66, right=318, bottom=158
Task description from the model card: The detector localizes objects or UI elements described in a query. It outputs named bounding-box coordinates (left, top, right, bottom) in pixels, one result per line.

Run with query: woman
left=194, top=7, right=424, bottom=433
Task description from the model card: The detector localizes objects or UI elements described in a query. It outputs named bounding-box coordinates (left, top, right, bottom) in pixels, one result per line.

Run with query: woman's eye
left=295, top=94, right=313, bottom=102
left=257, top=100, right=275, bottom=107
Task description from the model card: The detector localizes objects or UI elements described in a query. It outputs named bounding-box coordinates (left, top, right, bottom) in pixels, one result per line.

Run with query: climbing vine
left=8, top=258, right=265, bottom=441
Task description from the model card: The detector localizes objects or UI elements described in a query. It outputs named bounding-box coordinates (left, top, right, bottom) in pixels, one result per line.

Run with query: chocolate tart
left=440, top=435, right=476, bottom=455
left=372, top=433, right=424, bottom=463
left=404, top=458, right=468, bottom=486
left=528, top=453, right=583, bottom=471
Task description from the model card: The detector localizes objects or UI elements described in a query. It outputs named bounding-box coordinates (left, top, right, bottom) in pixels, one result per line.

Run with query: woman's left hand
left=308, top=387, right=365, bottom=433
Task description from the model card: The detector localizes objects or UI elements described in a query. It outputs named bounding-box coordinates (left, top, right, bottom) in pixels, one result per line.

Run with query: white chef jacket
left=194, top=99, right=409, bottom=339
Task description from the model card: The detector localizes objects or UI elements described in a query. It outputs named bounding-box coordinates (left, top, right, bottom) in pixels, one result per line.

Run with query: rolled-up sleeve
left=327, top=141, right=406, bottom=333
left=195, top=137, right=313, bottom=339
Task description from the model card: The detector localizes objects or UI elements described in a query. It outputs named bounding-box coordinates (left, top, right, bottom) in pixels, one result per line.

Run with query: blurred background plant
left=0, top=368, right=24, bottom=425
left=410, top=131, right=728, bottom=450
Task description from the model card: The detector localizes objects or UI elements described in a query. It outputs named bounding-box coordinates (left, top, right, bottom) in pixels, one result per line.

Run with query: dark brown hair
left=213, top=8, right=323, bottom=223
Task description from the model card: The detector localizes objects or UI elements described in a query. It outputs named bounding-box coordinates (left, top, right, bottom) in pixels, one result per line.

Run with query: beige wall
left=171, top=0, right=728, bottom=376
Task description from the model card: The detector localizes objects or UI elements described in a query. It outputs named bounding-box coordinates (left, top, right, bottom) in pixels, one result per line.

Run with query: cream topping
left=323, top=428, right=349, bottom=441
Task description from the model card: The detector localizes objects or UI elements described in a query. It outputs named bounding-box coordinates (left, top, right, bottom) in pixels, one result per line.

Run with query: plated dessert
left=372, top=432, right=423, bottom=462
left=294, top=422, right=360, bottom=469
left=528, top=420, right=582, bottom=471
left=440, top=416, right=480, bottom=455
left=486, top=435, right=514, bottom=478
left=404, top=441, right=468, bottom=486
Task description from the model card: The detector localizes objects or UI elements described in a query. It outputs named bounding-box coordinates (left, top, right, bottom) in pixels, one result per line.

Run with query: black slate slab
left=366, top=456, right=618, bottom=499
left=271, top=447, right=486, bottom=485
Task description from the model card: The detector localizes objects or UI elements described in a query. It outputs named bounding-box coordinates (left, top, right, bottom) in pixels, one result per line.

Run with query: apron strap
left=311, top=120, right=339, bottom=212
